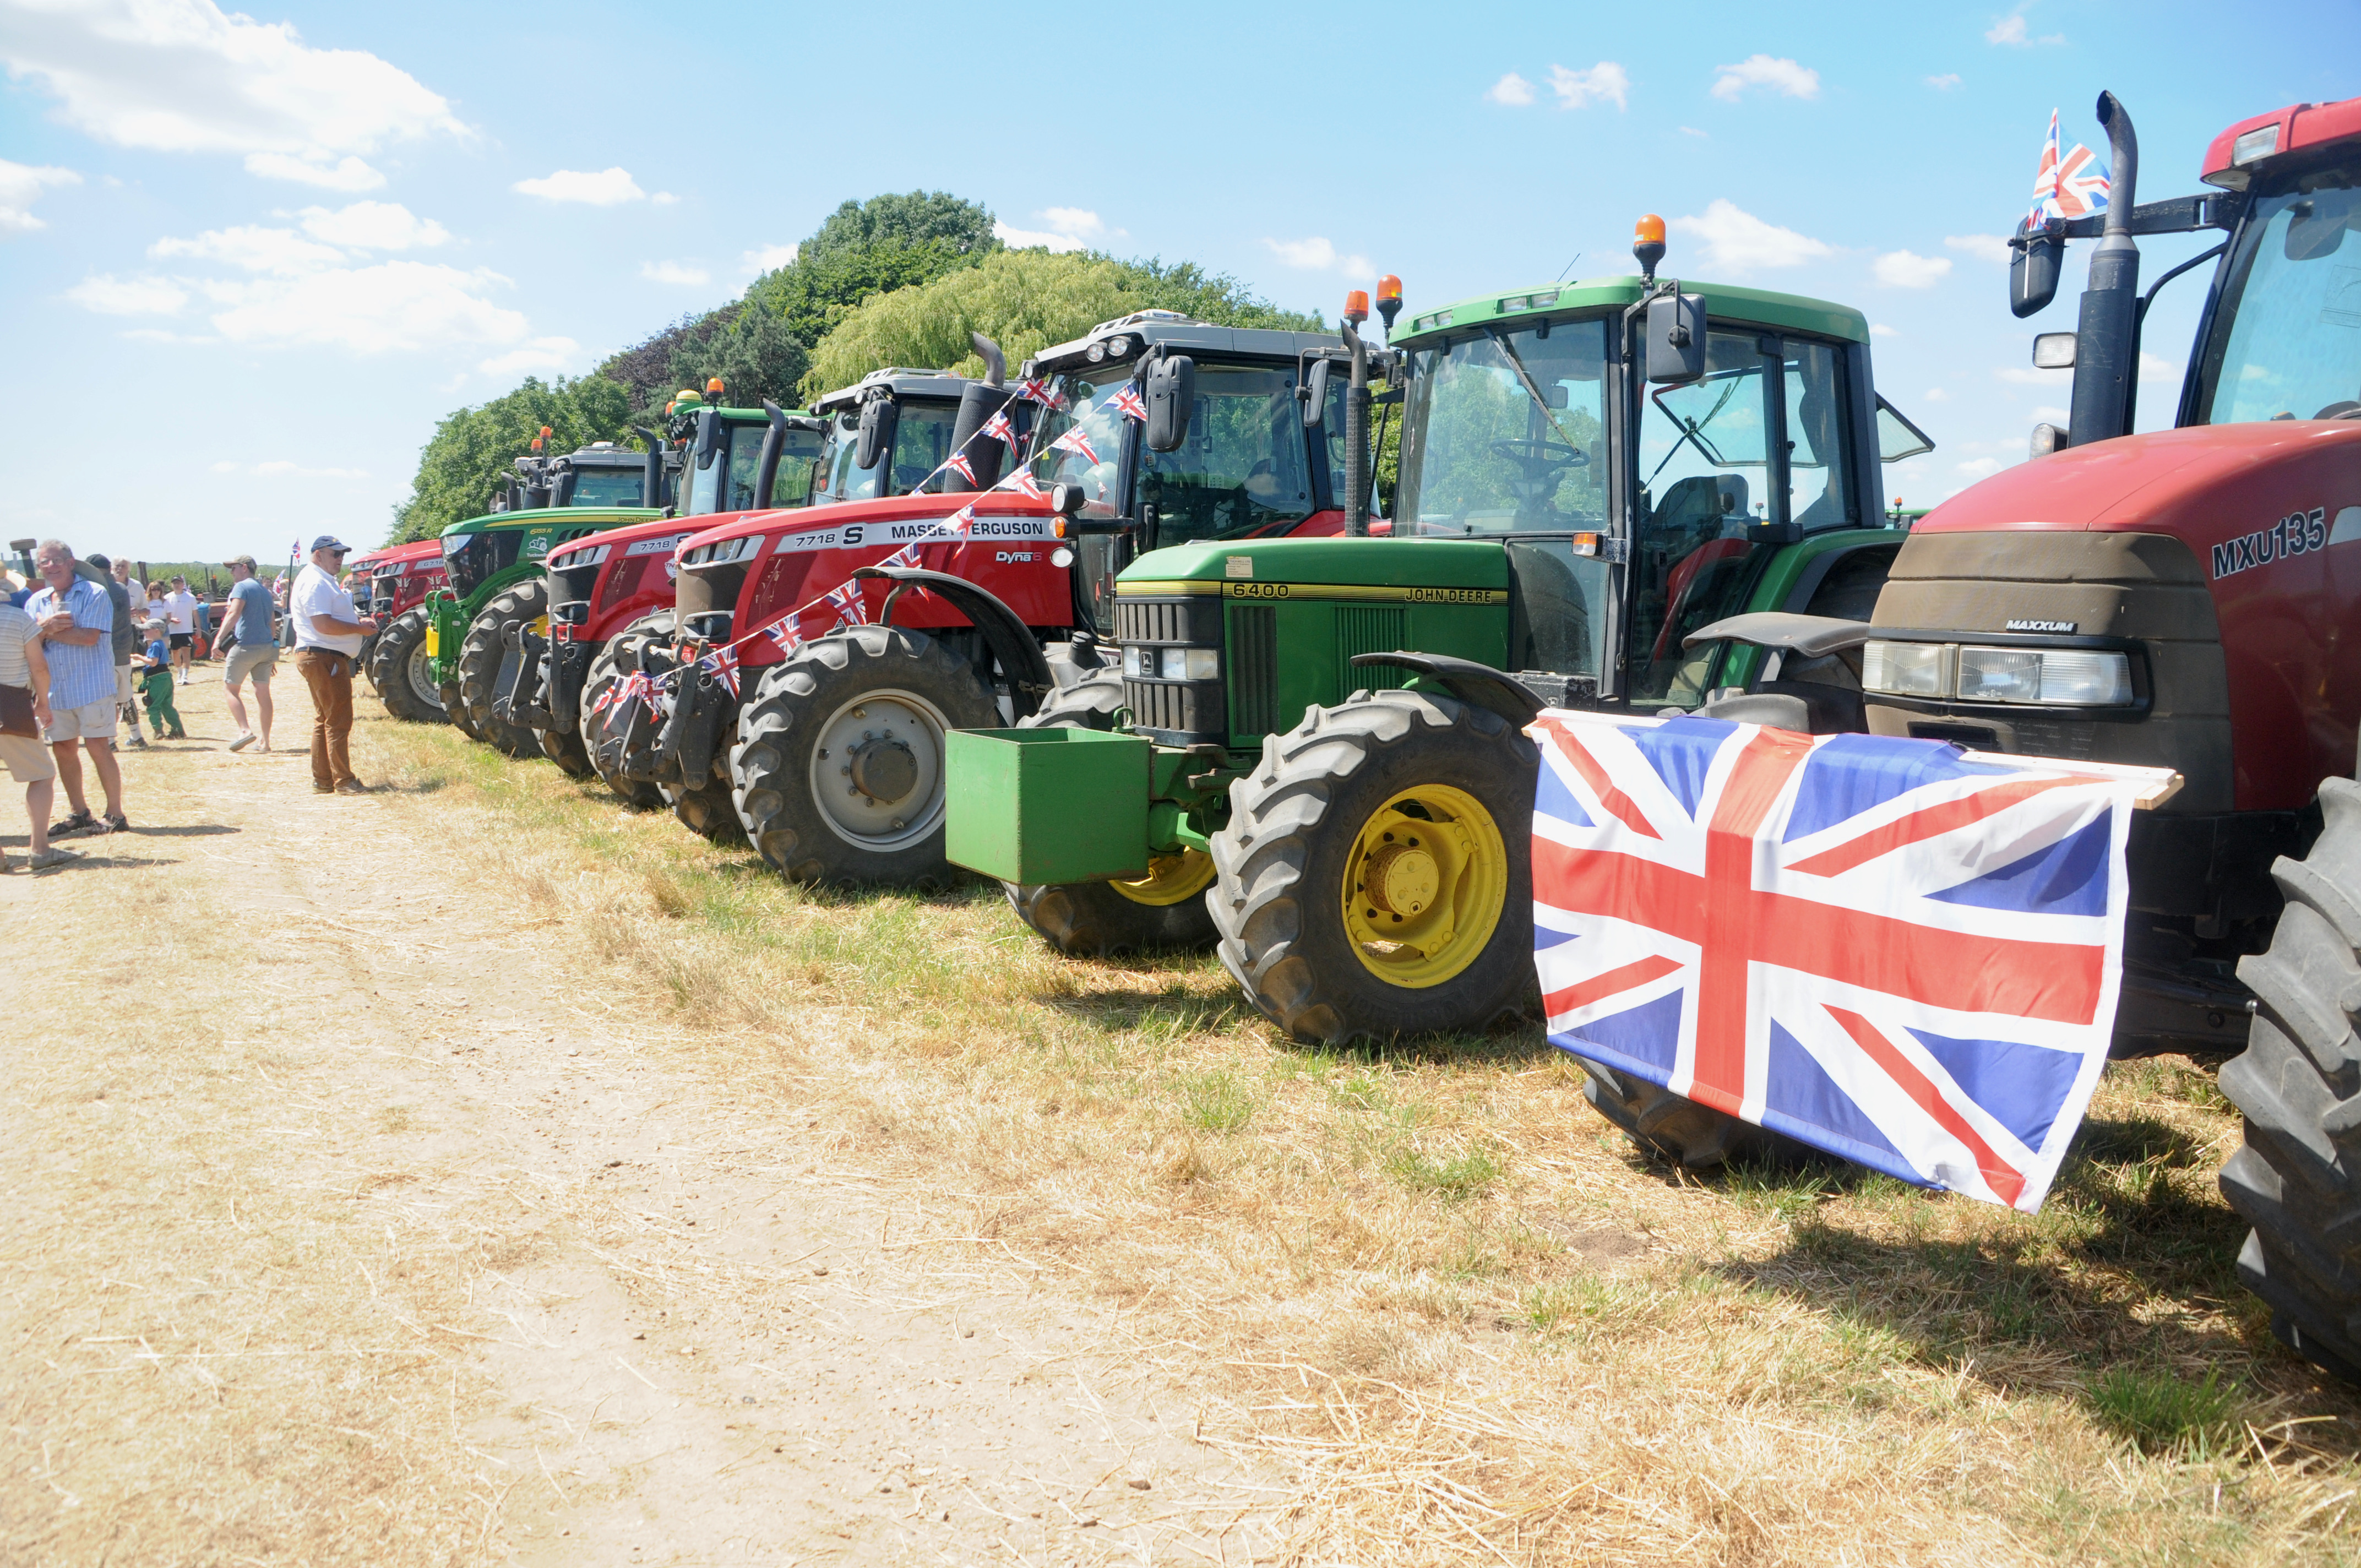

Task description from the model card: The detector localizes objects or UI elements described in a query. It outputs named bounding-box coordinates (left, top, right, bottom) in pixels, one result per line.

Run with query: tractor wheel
left=1209, top=689, right=1536, bottom=1044
left=2219, top=776, right=2361, bottom=1385
left=662, top=747, right=741, bottom=843
left=456, top=579, right=547, bottom=758
left=580, top=612, right=671, bottom=809
left=1570, top=1057, right=1818, bottom=1169
left=373, top=607, right=447, bottom=724
left=728, top=625, right=997, bottom=886
left=538, top=716, right=595, bottom=778
left=1001, top=667, right=1220, bottom=955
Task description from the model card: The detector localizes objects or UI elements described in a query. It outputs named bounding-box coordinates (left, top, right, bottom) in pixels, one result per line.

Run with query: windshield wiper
left=1485, top=328, right=1583, bottom=454
left=1644, top=379, right=1743, bottom=488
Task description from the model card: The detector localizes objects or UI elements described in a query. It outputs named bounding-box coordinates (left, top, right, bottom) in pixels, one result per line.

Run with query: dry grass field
left=8, top=676, right=2361, bottom=1565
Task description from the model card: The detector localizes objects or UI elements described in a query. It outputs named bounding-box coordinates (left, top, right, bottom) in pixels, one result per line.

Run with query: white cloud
left=1986, top=10, right=2064, bottom=45
left=2031, top=404, right=2070, bottom=422
left=0, top=159, right=81, bottom=233
left=1956, top=456, right=2001, bottom=476
left=1679, top=126, right=1708, bottom=138
left=640, top=260, right=709, bottom=286
left=1262, top=235, right=1375, bottom=280
left=1926, top=73, right=1962, bottom=90
left=1548, top=61, right=1629, bottom=111
left=650, top=192, right=677, bottom=206
left=1668, top=199, right=1831, bottom=274
left=1874, top=250, right=1953, bottom=288
left=1996, top=365, right=2070, bottom=384
left=1923, top=388, right=1949, bottom=401
left=1486, top=72, right=1535, bottom=107
left=513, top=167, right=645, bottom=205
left=477, top=336, right=580, bottom=378
left=1710, top=55, right=1819, bottom=102
left=202, top=260, right=529, bottom=352
left=151, top=222, right=344, bottom=275
left=246, top=460, right=367, bottom=478
left=297, top=200, right=447, bottom=250
left=1944, top=232, right=2014, bottom=266
left=1870, top=323, right=1899, bottom=337
left=994, top=208, right=1108, bottom=253
left=210, top=459, right=237, bottom=472
left=0, top=0, right=465, bottom=187
left=2141, top=351, right=2182, bottom=384
left=67, top=273, right=187, bottom=314
left=741, top=242, right=798, bottom=274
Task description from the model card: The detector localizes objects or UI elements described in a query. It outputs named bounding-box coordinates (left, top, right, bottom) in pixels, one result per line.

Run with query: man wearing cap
left=291, top=535, right=377, bottom=794
left=214, top=553, right=278, bottom=752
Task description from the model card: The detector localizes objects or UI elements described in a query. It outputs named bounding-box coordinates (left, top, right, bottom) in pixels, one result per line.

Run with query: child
left=137, top=617, right=184, bottom=739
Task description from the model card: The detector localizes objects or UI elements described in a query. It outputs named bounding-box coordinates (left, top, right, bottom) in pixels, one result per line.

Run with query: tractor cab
left=668, top=388, right=829, bottom=517
left=808, top=369, right=977, bottom=504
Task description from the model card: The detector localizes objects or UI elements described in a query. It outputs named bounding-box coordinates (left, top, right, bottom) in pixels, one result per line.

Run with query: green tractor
left=946, top=223, right=1936, bottom=1043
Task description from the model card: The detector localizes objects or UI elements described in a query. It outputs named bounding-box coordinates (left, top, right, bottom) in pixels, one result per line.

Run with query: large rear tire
left=456, top=579, right=546, bottom=758
left=1571, top=1057, right=1819, bottom=1169
left=2219, top=777, right=2361, bottom=1385
left=728, top=626, right=997, bottom=886
left=1209, top=689, right=1536, bottom=1044
left=1000, top=667, right=1220, bottom=955
left=581, top=613, right=670, bottom=809
left=373, top=608, right=447, bottom=724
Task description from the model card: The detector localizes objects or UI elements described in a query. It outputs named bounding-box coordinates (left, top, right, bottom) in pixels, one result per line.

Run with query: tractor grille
left=1117, top=593, right=1226, bottom=747
left=1335, top=606, right=1410, bottom=693
left=1230, top=605, right=1276, bottom=735
left=1114, top=596, right=1220, bottom=645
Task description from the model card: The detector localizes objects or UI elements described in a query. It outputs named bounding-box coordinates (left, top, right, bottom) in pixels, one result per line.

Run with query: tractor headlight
left=1121, top=645, right=1219, bottom=681
left=1861, top=640, right=1952, bottom=698
left=1954, top=646, right=2043, bottom=703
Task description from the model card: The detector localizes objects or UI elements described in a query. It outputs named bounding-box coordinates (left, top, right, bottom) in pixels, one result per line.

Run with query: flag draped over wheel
left=1527, top=709, right=2142, bottom=1212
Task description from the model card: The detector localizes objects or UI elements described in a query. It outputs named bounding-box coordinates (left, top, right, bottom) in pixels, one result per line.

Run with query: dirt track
left=3, top=674, right=1282, bottom=1565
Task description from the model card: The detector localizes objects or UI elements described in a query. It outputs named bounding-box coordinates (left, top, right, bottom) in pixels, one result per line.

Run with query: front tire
left=1000, top=666, right=1219, bottom=955
left=581, top=613, right=670, bottom=809
left=374, top=608, right=447, bottom=724
left=729, top=625, right=997, bottom=886
left=1209, top=689, right=1536, bottom=1044
left=2219, top=777, right=2361, bottom=1385
left=457, top=579, right=547, bottom=758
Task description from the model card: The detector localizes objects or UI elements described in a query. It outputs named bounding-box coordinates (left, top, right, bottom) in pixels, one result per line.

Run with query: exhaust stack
left=2066, top=92, right=2142, bottom=447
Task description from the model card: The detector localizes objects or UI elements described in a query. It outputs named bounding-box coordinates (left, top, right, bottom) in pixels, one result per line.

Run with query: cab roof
left=1394, top=275, right=1870, bottom=348
left=810, top=369, right=975, bottom=416
left=1026, top=311, right=1344, bottom=377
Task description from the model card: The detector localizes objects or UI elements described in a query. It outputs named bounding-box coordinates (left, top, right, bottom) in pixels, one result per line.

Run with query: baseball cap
left=311, top=534, right=350, bottom=553
left=224, top=553, right=257, bottom=571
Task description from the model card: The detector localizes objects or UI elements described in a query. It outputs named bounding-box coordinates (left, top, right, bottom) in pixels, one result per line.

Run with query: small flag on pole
left=2028, top=108, right=2110, bottom=225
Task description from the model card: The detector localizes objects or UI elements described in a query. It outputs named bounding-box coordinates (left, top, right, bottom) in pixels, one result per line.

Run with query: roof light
left=1085, top=341, right=1106, bottom=362
left=2232, top=123, right=2281, bottom=165
left=1633, top=214, right=1666, bottom=247
left=1375, top=275, right=1402, bottom=304
left=1342, top=289, right=1369, bottom=324
left=706, top=377, right=725, bottom=396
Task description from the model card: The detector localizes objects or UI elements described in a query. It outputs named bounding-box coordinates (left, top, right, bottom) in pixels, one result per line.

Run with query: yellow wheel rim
left=529, top=614, right=550, bottom=637
left=1111, top=847, right=1216, bottom=907
left=1341, top=783, right=1508, bottom=988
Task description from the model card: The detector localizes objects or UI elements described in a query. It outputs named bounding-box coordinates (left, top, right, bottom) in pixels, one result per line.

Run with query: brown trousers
left=296, top=648, right=356, bottom=790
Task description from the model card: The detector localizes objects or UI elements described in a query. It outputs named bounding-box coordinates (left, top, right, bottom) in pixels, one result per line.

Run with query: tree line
left=388, top=193, right=1320, bottom=542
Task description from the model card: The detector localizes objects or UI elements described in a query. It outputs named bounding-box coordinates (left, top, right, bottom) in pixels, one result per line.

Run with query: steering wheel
left=1489, top=438, right=1586, bottom=483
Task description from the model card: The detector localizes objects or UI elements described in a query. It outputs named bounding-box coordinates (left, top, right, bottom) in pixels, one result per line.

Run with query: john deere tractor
left=945, top=229, right=1935, bottom=1004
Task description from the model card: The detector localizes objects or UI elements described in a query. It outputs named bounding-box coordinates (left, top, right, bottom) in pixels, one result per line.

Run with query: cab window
left=1139, top=364, right=1313, bottom=544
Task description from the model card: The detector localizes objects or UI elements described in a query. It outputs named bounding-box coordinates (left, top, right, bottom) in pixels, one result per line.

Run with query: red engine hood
left=673, top=491, right=1053, bottom=562
left=547, top=513, right=701, bottom=568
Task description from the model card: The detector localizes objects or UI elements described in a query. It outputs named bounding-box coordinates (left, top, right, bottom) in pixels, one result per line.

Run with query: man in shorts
left=0, top=584, right=72, bottom=870
left=24, top=539, right=126, bottom=836
left=215, top=553, right=278, bottom=752
left=165, top=575, right=199, bottom=684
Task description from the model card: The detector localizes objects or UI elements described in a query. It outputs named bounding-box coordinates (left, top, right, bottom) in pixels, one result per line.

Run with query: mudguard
left=855, top=565, right=1053, bottom=721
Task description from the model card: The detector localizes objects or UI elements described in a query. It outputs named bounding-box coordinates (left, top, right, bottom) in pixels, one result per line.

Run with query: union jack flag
left=1528, top=710, right=2137, bottom=1212
left=878, top=543, right=923, bottom=568
left=1017, top=378, right=1065, bottom=409
left=1105, top=383, right=1147, bottom=423
left=2028, top=108, right=2110, bottom=226
left=936, top=506, right=976, bottom=538
left=1051, top=426, right=1098, bottom=466
left=822, top=579, right=868, bottom=627
left=698, top=643, right=741, bottom=698
left=944, top=449, right=977, bottom=485
left=994, top=469, right=1047, bottom=501
left=764, top=616, right=803, bottom=653
left=982, top=409, right=1024, bottom=454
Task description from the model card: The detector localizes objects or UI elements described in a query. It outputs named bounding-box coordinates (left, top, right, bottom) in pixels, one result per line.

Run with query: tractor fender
left=1347, top=651, right=1544, bottom=727
left=854, top=565, right=1053, bottom=721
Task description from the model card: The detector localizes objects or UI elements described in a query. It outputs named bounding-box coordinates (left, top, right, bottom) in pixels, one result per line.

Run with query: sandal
left=52, top=808, right=96, bottom=838
left=104, top=811, right=130, bottom=834
left=30, top=846, right=81, bottom=870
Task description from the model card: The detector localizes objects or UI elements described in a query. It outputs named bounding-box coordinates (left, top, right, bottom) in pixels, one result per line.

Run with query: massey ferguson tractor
left=638, top=313, right=1373, bottom=880
left=362, top=538, right=450, bottom=707
left=563, top=367, right=978, bottom=815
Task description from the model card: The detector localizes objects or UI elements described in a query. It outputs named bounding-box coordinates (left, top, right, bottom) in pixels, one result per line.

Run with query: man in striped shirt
left=25, top=540, right=127, bottom=837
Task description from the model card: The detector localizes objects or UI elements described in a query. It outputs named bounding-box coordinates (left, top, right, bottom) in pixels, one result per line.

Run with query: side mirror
left=1145, top=355, right=1195, bottom=453
left=693, top=408, right=723, bottom=470
left=855, top=395, right=897, bottom=472
left=1645, top=293, right=1706, bottom=384
left=2010, top=225, right=2063, bottom=319
left=2032, top=332, right=2077, bottom=370
left=1301, top=358, right=1332, bottom=428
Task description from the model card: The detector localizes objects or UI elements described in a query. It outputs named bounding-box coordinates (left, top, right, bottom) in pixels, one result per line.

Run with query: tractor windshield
left=1029, top=373, right=1132, bottom=520
left=679, top=419, right=807, bottom=515
left=568, top=465, right=646, bottom=507
left=1030, top=363, right=1318, bottom=540
left=1394, top=318, right=1610, bottom=535
left=813, top=402, right=962, bottom=501
left=2195, top=166, right=2361, bottom=424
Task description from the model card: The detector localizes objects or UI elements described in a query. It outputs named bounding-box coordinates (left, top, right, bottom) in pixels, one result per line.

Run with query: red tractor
left=645, top=312, right=1370, bottom=886
left=362, top=539, right=451, bottom=711
left=1612, top=92, right=2361, bottom=1380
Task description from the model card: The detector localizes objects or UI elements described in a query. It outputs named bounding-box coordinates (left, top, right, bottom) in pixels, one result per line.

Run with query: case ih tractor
left=645, top=313, right=1372, bottom=881
left=578, top=366, right=978, bottom=821
left=1808, top=92, right=2361, bottom=1383
left=363, top=540, right=450, bottom=709
left=942, top=248, right=1936, bottom=977
left=514, top=395, right=831, bottom=789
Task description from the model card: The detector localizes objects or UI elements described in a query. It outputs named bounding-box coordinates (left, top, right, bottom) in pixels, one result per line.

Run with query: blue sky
left=3, top=0, right=2355, bottom=560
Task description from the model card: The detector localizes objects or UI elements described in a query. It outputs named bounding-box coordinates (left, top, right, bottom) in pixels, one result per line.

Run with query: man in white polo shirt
left=291, top=535, right=378, bottom=795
